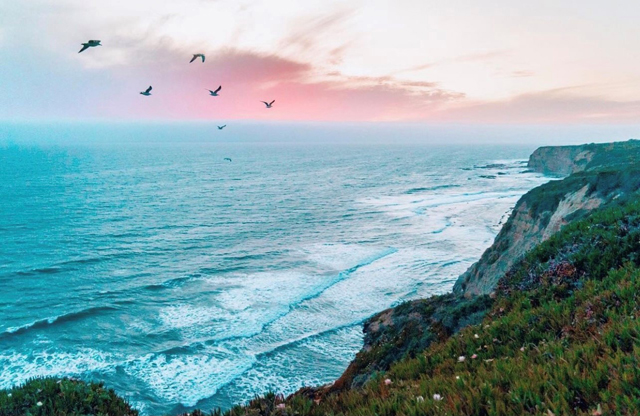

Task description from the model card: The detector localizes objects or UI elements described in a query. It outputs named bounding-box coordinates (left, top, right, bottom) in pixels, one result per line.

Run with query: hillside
left=527, top=139, right=640, bottom=176
left=218, top=153, right=640, bottom=415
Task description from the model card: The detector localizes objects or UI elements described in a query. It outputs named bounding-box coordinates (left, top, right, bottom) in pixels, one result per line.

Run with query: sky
left=1, top=0, right=640, bottom=123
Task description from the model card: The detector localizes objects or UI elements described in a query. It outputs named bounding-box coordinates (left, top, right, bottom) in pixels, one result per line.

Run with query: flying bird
left=208, top=86, right=222, bottom=96
left=190, top=54, right=205, bottom=63
left=261, top=100, right=275, bottom=108
left=140, top=86, right=152, bottom=96
left=224, top=158, right=232, bottom=162
left=78, top=40, right=101, bottom=53
left=218, top=125, right=227, bottom=130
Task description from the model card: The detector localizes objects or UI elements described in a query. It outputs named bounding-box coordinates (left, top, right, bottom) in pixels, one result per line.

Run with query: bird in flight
left=190, top=54, right=205, bottom=63
left=208, top=86, right=222, bottom=96
left=218, top=125, right=227, bottom=130
left=224, top=158, right=232, bottom=162
left=261, top=100, right=275, bottom=108
left=78, top=40, right=101, bottom=53
left=140, top=86, right=152, bottom=96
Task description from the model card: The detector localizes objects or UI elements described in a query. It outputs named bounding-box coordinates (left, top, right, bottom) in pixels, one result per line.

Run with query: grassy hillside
left=218, top=197, right=640, bottom=416
left=528, top=139, right=640, bottom=176
left=0, top=378, right=138, bottom=416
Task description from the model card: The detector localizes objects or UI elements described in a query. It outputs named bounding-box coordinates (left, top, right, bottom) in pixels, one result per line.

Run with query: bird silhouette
left=218, top=125, right=227, bottom=130
left=190, top=54, right=205, bottom=63
left=208, top=86, right=222, bottom=96
left=224, top=157, right=232, bottom=162
left=140, top=86, right=152, bottom=96
left=261, top=100, right=275, bottom=108
left=78, top=40, right=101, bottom=53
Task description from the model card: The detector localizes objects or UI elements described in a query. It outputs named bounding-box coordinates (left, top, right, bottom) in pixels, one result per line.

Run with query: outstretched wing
left=214, top=85, right=221, bottom=94
left=145, top=86, right=152, bottom=93
left=261, top=101, right=269, bottom=106
left=200, top=55, right=205, bottom=62
left=269, top=100, right=275, bottom=106
left=190, top=55, right=197, bottom=63
left=221, top=125, right=226, bottom=129
left=89, top=40, right=100, bottom=44
left=78, top=44, right=89, bottom=53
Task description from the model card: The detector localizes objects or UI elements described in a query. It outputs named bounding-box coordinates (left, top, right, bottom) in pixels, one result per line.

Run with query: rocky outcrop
left=455, top=153, right=640, bottom=297
left=527, top=139, right=640, bottom=176
left=453, top=180, right=601, bottom=296
left=527, top=145, right=594, bottom=176
left=298, top=294, right=492, bottom=397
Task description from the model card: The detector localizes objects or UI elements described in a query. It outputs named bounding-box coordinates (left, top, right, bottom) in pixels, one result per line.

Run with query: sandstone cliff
left=527, top=139, right=640, bottom=176
left=456, top=139, right=640, bottom=297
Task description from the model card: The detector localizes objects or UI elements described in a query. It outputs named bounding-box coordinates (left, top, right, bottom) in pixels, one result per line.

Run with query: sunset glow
left=2, top=0, right=640, bottom=122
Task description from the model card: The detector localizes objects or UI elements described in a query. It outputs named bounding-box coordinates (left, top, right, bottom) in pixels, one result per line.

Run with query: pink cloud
left=88, top=49, right=463, bottom=121
left=441, top=88, right=640, bottom=123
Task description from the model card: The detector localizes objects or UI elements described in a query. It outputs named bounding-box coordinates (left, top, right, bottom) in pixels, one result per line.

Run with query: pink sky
left=2, top=0, right=640, bottom=123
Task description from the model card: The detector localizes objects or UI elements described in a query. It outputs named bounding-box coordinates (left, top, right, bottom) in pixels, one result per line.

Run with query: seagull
left=261, top=100, right=275, bottom=108
left=224, top=157, right=232, bottom=162
left=78, top=40, right=101, bottom=53
left=208, top=86, right=222, bottom=96
left=218, top=125, right=227, bottom=130
left=140, top=86, right=152, bottom=96
left=190, top=54, right=205, bottom=63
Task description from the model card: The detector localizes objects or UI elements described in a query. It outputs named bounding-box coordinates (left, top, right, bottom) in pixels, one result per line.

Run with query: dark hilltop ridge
left=3, top=140, right=640, bottom=416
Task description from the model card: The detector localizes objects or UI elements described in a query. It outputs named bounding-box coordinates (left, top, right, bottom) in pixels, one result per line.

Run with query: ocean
left=0, top=126, right=550, bottom=415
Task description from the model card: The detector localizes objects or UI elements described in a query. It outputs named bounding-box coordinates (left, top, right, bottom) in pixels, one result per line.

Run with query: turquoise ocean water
left=0, top=124, right=549, bottom=414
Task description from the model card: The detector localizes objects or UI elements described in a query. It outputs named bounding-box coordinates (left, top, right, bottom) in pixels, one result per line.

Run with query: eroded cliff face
left=452, top=181, right=606, bottom=296
left=456, top=140, right=640, bottom=297
left=527, top=145, right=594, bottom=176
left=527, top=139, right=640, bottom=176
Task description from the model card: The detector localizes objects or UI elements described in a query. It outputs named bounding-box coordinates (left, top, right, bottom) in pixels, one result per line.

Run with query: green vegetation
left=216, top=197, right=640, bottom=415
left=333, top=294, right=493, bottom=391
left=525, top=164, right=640, bottom=222
left=579, top=140, right=640, bottom=172
left=0, top=378, right=138, bottom=416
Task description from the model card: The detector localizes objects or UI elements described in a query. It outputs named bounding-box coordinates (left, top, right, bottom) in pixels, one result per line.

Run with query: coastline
left=3, top=140, right=640, bottom=415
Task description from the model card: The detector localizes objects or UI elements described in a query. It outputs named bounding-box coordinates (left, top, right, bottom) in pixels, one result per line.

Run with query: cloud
left=278, top=8, right=356, bottom=58
left=509, top=70, right=534, bottom=78
left=395, top=50, right=509, bottom=75
left=442, top=88, right=640, bottom=123
left=115, top=48, right=465, bottom=121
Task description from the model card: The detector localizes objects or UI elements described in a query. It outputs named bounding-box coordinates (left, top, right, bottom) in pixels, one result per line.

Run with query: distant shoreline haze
left=1, top=121, right=639, bottom=146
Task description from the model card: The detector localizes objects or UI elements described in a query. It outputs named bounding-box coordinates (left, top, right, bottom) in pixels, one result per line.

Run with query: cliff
left=456, top=139, right=640, bottom=297
left=217, top=174, right=640, bottom=416
left=297, top=139, right=640, bottom=395
left=452, top=167, right=640, bottom=296
left=527, top=139, right=640, bottom=176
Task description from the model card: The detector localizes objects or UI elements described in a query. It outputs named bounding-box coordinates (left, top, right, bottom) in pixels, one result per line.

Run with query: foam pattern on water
left=0, top=144, right=549, bottom=414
